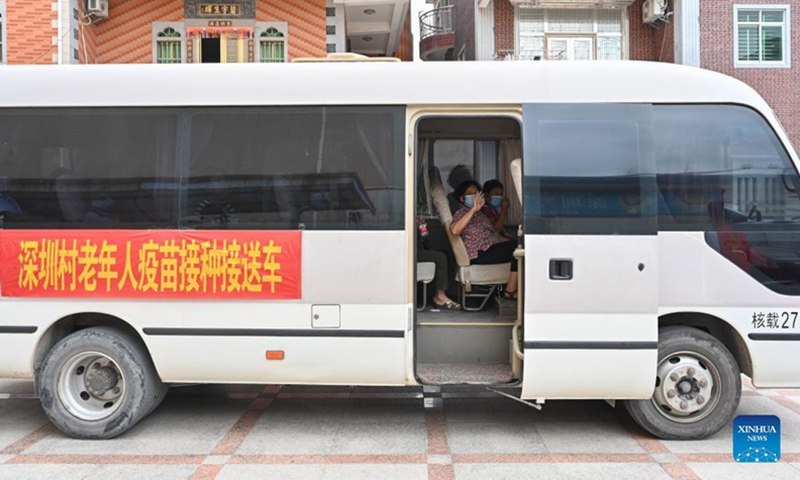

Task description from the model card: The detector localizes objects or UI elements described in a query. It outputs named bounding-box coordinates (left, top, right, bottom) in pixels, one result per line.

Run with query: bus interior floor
left=417, top=363, right=515, bottom=385
left=416, top=308, right=516, bottom=324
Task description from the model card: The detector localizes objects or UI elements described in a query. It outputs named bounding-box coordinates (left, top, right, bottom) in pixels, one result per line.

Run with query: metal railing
left=419, top=6, right=454, bottom=40
left=494, top=49, right=562, bottom=61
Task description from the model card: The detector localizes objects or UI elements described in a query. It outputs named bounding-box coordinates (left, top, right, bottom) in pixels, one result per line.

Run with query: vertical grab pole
left=512, top=225, right=525, bottom=362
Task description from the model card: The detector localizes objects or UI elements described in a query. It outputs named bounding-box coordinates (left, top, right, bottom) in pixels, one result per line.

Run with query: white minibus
left=0, top=60, right=798, bottom=440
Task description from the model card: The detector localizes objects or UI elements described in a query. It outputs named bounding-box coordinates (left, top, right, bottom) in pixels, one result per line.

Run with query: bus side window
left=0, top=109, right=180, bottom=229
left=181, top=106, right=404, bottom=231
left=654, top=105, right=800, bottom=295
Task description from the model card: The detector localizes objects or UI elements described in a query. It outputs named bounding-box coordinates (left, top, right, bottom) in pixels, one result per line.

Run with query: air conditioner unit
left=86, top=0, right=109, bottom=19
left=642, top=0, right=666, bottom=24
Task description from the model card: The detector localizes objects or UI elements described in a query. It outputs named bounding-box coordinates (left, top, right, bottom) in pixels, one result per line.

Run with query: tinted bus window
left=523, top=104, right=656, bottom=235
left=182, top=106, right=405, bottom=230
left=654, top=105, right=800, bottom=295
left=0, top=109, right=179, bottom=229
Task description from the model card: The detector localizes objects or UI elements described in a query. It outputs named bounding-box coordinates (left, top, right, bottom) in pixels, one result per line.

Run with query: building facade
left=0, top=0, right=413, bottom=65
left=0, top=1, right=59, bottom=65
left=420, top=0, right=799, bottom=149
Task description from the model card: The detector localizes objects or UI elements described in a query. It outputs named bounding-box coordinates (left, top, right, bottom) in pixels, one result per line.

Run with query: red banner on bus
left=0, top=230, right=302, bottom=299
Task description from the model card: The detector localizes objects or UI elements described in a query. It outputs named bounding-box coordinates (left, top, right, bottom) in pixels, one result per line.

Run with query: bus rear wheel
left=36, top=326, right=164, bottom=439
left=624, top=326, right=741, bottom=440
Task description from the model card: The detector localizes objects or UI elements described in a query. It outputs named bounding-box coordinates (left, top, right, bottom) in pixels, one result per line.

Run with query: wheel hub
left=652, top=352, right=718, bottom=423
left=57, top=352, right=126, bottom=422
left=86, top=366, right=119, bottom=396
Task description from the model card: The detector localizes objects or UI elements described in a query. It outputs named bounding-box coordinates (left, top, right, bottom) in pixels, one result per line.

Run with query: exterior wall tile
left=494, top=0, right=514, bottom=58
left=6, top=0, right=58, bottom=64
left=396, top=8, right=413, bottom=61
left=93, top=0, right=183, bottom=64
left=629, top=0, right=657, bottom=61
left=255, top=0, right=325, bottom=60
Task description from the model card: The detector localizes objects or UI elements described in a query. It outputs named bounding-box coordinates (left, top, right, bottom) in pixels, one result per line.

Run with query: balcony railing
left=494, top=49, right=554, bottom=61
left=419, top=6, right=454, bottom=40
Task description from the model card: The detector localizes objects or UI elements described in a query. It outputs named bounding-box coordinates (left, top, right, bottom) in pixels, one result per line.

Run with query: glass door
left=547, top=36, right=594, bottom=61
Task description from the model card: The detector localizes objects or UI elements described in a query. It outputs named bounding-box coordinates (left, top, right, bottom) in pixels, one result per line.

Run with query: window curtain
left=474, top=141, right=497, bottom=184
left=498, top=139, right=522, bottom=224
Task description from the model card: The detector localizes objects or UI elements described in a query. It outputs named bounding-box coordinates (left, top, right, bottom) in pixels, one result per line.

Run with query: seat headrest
left=430, top=184, right=453, bottom=224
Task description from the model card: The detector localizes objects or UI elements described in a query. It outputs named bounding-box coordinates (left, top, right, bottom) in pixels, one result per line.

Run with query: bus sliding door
left=521, top=104, right=659, bottom=400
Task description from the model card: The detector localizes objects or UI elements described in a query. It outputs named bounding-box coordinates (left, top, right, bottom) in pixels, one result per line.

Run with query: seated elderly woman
left=449, top=180, right=518, bottom=299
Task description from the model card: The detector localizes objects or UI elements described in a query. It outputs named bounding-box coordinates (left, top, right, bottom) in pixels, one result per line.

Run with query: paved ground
left=0, top=377, right=798, bottom=480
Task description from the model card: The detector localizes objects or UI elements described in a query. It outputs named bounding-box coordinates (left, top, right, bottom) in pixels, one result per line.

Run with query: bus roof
left=0, top=61, right=769, bottom=111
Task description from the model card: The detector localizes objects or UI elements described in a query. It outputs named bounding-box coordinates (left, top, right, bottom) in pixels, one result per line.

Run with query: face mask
left=464, top=195, right=475, bottom=208
left=489, top=196, right=503, bottom=209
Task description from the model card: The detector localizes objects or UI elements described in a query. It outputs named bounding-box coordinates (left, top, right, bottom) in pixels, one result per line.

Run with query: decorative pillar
left=674, top=0, right=700, bottom=67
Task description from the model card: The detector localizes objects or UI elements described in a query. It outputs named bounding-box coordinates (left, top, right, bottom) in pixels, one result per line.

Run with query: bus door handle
left=549, top=259, right=573, bottom=280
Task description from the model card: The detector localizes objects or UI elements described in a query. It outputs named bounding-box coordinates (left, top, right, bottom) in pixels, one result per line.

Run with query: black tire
left=146, top=383, right=170, bottom=416
left=36, top=327, right=164, bottom=439
left=624, top=326, right=741, bottom=440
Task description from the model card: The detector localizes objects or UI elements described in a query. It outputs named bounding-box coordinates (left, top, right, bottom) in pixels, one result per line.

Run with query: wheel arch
left=33, top=312, right=158, bottom=387
left=659, top=312, right=752, bottom=378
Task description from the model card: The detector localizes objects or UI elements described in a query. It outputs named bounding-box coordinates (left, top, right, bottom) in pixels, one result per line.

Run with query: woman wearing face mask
left=450, top=181, right=518, bottom=299
left=481, top=179, right=510, bottom=234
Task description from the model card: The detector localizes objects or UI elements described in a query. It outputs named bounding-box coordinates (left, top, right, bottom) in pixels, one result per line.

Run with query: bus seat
left=416, top=262, right=436, bottom=311
left=510, top=158, right=522, bottom=206
left=430, top=184, right=509, bottom=311
left=54, top=172, right=89, bottom=224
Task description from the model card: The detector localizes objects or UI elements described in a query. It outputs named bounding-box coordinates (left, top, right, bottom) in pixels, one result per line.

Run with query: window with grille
left=260, top=28, right=286, bottom=63
left=156, top=27, right=182, bottom=64
left=735, top=5, right=791, bottom=68
left=547, top=9, right=594, bottom=33
left=515, top=8, right=624, bottom=61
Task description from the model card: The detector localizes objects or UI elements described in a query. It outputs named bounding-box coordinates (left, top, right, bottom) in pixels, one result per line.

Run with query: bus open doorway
left=413, top=115, right=524, bottom=386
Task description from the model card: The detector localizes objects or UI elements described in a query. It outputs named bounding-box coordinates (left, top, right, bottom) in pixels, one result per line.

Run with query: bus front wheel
left=624, top=326, right=741, bottom=440
left=36, top=326, right=165, bottom=439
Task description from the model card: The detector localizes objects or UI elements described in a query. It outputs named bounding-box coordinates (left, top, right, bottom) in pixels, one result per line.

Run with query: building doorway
left=201, top=38, right=221, bottom=63
left=190, top=29, right=252, bottom=63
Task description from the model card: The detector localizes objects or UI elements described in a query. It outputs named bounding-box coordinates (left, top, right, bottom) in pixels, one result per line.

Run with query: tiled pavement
left=0, top=377, right=798, bottom=480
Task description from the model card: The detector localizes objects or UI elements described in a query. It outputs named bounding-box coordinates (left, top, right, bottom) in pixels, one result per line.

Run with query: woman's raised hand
left=472, top=192, right=486, bottom=212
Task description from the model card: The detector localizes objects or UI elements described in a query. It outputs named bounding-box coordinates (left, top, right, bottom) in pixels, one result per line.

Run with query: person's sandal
left=433, top=299, right=462, bottom=310
left=502, top=289, right=518, bottom=300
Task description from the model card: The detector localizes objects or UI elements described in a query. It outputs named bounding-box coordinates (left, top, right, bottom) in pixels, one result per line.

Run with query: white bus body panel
left=659, top=232, right=800, bottom=388
left=521, top=236, right=658, bottom=399
left=0, top=231, right=411, bottom=385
